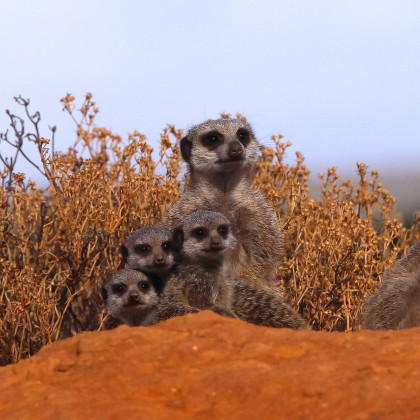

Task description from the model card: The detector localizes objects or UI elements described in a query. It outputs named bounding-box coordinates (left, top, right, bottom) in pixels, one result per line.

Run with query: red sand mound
left=0, top=311, right=419, bottom=419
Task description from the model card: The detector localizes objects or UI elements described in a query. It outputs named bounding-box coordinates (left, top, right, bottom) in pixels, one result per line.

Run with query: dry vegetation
left=1, top=94, right=419, bottom=366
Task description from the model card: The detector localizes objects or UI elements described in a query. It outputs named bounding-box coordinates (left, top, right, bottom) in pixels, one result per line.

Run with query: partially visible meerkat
left=364, top=240, right=420, bottom=330
left=101, top=269, right=163, bottom=326
left=164, top=118, right=284, bottom=288
left=121, top=226, right=174, bottom=279
left=155, top=210, right=237, bottom=321
left=155, top=210, right=307, bottom=329
left=230, top=281, right=307, bottom=329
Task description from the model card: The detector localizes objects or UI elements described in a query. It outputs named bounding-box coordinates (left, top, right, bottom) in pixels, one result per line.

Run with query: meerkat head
left=101, top=269, right=160, bottom=326
left=173, top=210, right=237, bottom=266
left=121, top=226, right=175, bottom=276
left=180, top=118, right=259, bottom=174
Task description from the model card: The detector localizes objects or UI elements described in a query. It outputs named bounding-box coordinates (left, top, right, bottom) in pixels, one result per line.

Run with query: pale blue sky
left=1, top=1, right=419, bottom=199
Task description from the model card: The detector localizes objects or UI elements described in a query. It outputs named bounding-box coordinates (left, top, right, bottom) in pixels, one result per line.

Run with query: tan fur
left=364, top=240, right=420, bottom=330
left=231, top=281, right=307, bottom=329
left=164, top=118, right=284, bottom=288
left=156, top=211, right=306, bottom=329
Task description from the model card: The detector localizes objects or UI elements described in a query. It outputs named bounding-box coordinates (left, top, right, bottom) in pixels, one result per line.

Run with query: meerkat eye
left=236, top=129, right=250, bottom=145
left=139, top=281, right=150, bottom=291
left=218, top=225, right=229, bottom=237
left=201, top=131, right=221, bottom=147
left=161, top=241, right=172, bottom=253
left=112, top=283, right=126, bottom=294
left=192, top=227, right=207, bottom=238
left=134, top=244, right=150, bottom=254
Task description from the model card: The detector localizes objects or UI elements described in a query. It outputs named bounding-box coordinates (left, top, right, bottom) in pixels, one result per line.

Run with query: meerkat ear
left=101, top=286, right=108, bottom=302
left=172, top=227, right=184, bottom=250
left=180, top=136, right=192, bottom=162
left=148, top=273, right=165, bottom=295
left=120, top=245, right=128, bottom=263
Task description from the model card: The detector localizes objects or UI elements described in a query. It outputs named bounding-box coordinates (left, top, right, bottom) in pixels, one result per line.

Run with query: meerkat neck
left=127, top=307, right=154, bottom=327
left=178, top=257, right=224, bottom=273
left=190, top=168, right=253, bottom=194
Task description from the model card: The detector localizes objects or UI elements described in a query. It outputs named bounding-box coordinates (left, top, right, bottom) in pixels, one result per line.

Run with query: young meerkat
left=101, top=269, right=162, bottom=327
left=164, top=118, right=284, bottom=288
left=155, top=210, right=237, bottom=321
left=156, top=210, right=307, bottom=329
left=121, top=226, right=175, bottom=279
left=364, top=240, right=420, bottom=330
left=121, top=225, right=201, bottom=319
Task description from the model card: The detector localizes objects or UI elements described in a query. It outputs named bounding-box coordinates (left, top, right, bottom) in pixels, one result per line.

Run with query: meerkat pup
left=121, top=226, right=175, bottom=279
left=156, top=210, right=307, bottom=329
left=101, top=269, right=162, bottom=327
left=155, top=210, right=237, bottom=321
left=164, top=118, right=284, bottom=288
left=121, top=225, right=201, bottom=320
left=364, top=240, right=420, bottom=330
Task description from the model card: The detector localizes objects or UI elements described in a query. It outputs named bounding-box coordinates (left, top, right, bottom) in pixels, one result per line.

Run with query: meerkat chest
left=183, top=271, right=225, bottom=309
left=119, top=306, right=155, bottom=327
left=230, top=187, right=251, bottom=204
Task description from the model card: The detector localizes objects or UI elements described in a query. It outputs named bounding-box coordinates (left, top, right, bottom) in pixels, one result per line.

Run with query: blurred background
left=1, top=0, right=419, bottom=222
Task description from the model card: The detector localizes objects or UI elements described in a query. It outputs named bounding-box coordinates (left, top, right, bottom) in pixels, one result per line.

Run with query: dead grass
left=1, top=94, right=419, bottom=365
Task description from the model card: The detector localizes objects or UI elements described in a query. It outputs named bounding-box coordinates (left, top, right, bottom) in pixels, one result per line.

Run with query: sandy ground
left=0, top=311, right=419, bottom=419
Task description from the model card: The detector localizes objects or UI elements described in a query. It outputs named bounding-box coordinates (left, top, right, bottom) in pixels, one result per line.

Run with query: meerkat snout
left=127, top=280, right=152, bottom=305
left=127, top=290, right=141, bottom=305
left=210, top=241, right=222, bottom=250
left=228, top=141, right=244, bottom=160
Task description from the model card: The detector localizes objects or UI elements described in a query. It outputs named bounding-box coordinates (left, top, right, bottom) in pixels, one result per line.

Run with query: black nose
left=128, top=292, right=140, bottom=303
left=229, top=142, right=243, bottom=160
left=154, top=257, right=165, bottom=265
left=210, top=242, right=222, bottom=250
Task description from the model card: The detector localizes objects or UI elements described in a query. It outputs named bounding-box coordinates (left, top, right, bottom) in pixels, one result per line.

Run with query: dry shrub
left=254, top=141, right=418, bottom=331
left=0, top=94, right=183, bottom=365
left=0, top=95, right=419, bottom=365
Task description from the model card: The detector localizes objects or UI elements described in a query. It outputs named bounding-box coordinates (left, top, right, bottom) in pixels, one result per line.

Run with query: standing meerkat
left=101, top=269, right=162, bottom=327
left=156, top=210, right=307, bottom=329
left=364, top=240, right=420, bottom=330
left=164, top=118, right=284, bottom=288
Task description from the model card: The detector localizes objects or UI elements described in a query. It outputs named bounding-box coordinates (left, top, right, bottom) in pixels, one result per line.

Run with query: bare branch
left=49, top=125, right=56, bottom=156
left=13, top=147, right=46, bottom=176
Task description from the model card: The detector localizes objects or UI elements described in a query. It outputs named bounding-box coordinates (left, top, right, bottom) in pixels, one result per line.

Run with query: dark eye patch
left=217, top=224, right=229, bottom=237
left=161, top=241, right=172, bottom=253
left=201, top=131, right=222, bottom=148
left=236, top=128, right=250, bottom=146
left=134, top=244, right=151, bottom=254
left=112, top=283, right=127, bottom=294
left=191, top=227, right=207, bottom=239
left=139, top=281, right=150, bottom=291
